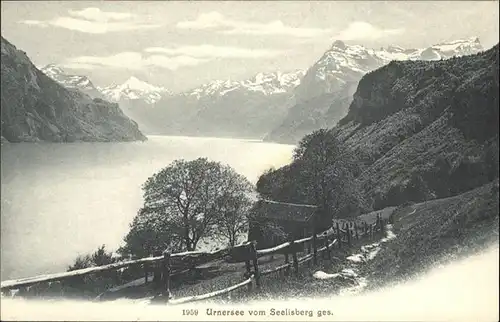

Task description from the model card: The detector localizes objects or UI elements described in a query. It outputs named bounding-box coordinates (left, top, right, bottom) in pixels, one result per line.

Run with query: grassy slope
left=365, top=179, right=499, bottom=288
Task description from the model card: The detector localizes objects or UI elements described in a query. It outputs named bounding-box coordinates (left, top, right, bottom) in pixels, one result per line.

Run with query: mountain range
left=149, top=70, right=306, bottom=138
left=43, top=67, right=306, bottom=138
left=39, top=37, right=484, bottom=142
left=265, top=37, right=485, bottom=143
left=1, top=37, right=146, bottom=143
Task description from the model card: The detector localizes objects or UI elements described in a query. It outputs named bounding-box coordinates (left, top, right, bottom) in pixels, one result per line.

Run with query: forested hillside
left=258, top=44, right=499, bottom=215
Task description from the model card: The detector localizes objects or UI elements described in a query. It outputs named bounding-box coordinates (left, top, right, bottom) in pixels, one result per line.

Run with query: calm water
left=0, top=136, right=294, bottom=281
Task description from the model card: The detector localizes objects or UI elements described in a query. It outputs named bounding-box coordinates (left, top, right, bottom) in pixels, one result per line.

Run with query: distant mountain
left=186, top=70, right=305, bottom=98
left=99, top=76, right=171, bottom=105
left=41, top=68, right=172, bottom=134
left=1, top=37, right=146, bottom=143
left=265, top=37, right=484, bottom=143
left=40, top=64, right=105, bottom=100
left=130, top=70, right=305, bottom=138
left=41, top=67, right=171, bottom=105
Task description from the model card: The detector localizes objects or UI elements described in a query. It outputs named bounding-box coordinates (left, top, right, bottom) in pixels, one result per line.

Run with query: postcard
left=1, top=1, right=498, bottom=321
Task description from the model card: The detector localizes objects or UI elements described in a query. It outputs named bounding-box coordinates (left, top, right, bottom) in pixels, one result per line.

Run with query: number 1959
left=182, top=309, right=199, bottom=316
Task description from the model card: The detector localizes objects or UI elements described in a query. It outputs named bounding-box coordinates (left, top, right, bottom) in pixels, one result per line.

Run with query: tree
left=294, top=129, right=364, bottom=220
left=62, top=245, right=118, bottom=298
left=67, top=245, right=115, bottom=271
left=215, top=193, right=252, bottom=247
left=121, top=158, right=254, bottom=256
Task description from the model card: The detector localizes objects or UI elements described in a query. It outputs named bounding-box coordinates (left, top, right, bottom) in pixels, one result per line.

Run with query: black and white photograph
left=0, top=1, right=499, bottom=321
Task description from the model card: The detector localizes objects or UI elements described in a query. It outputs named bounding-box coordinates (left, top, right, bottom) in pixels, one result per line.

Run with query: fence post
left=162, top=251, right=171, bottom=302
left=306, top=240, right=311, bottom=267
left=153, top=251, right=162, bottom=291
left=291, top=239, right=299, bottom=276
left=144, top=262, right=149, bottom=284
left=342, top=222, right=346, bottom=245
left=380, top=217, right=385, bottom=236
left=250, top=242, right=260, bottom=290
left=354, top=222, right=359, bottom=240
left=284, top=249, right=290, bottom=277
left=312, top=231, right=318, bottom=266
left=324, top=236, right=331, bottom=260
left=336, top=222, right=341, bottom=249
left=363, top=221, right=368, bottom=239
left=347, top=225, right=352, bottom=247
left=303, top=227, right=307, bottom=252
left=245, top=258, right=253, bottom=292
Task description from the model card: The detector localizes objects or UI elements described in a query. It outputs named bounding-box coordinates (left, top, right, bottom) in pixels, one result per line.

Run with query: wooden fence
left=1, top=214, right=388, bottom=304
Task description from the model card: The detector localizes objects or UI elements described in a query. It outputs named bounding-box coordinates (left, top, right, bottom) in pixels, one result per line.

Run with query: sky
left=1, top=1, right=499, bottom=92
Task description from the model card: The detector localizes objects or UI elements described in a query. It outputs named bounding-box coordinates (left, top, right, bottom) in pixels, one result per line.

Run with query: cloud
left=18, top=7, right=161, bottom=34
left=62, top=52, right=209, bottom=71
left=335, top=21, right=404, bottom=41
left=144, top=44, right=283, bottom=59
left=64, top=43, right=282, bottom=71
left=175, top=14, right=404, bottom=42
left=176, top=11, right=227, bottom=29
left=17, top=20, right=49, bottom=27
left=68, top=7, right=134, bottom=22
left=176, top=11, right=331, bottom=38
left=48, top=17, right=160, bottom=34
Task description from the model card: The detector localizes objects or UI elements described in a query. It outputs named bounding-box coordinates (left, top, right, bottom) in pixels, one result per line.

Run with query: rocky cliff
left=336, top=44, right=498, bottom=209
left=1, top=37, right=146, bottom=143
left=257, top=44, right=499, bottom=213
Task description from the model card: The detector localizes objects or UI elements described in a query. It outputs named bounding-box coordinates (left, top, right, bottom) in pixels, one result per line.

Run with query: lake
left=0, top=135, right=294, bottom=281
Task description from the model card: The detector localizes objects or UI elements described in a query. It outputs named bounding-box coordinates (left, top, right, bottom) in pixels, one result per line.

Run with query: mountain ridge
left=40, top=37, right=484, bottom=140
left=265, top=37, right=485, bottom=144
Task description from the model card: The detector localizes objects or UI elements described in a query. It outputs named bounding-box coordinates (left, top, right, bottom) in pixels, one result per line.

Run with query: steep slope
left=335, top=44, right=498, bottom=209
left=257, top=44, right=498, bottom=215
left=135, top=70, right=305, bottom=138
left=266, top=80, right=358, bottom=143
left=366, top=179, right=499, bottom=286
left=1, top=37, right=146, bottom=143
left=266, top=38, right=484, bottom=144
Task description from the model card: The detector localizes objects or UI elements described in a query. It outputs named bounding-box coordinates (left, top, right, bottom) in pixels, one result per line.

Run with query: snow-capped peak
left=186, top=69, right=305, bottom=99
left=312, top=37, right=484, bottom=80
left=294, top=37, right=485, bottom=102
left=99, top=77, right=171, bottom=104
left=120, top=76, right=165, bottom=92
left=331, top=40, right=347, bottom=50
left=40, top=64, right=100, bottom=97
left=429, top=37, right=483, bottom=55
left=40, top=64, right=65, bottom=77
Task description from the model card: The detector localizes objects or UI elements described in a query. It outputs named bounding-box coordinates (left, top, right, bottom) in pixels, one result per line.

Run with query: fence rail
left=169, top=275, right=254, bottom=305
left=1, top=213, right=388, bottom=304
